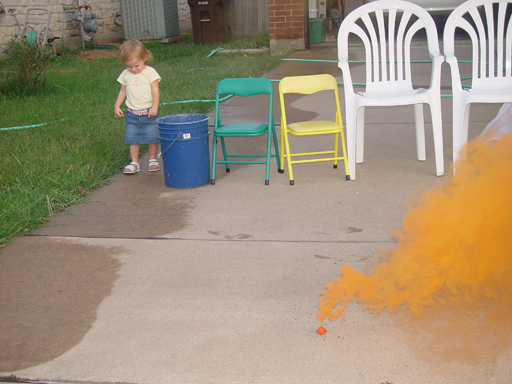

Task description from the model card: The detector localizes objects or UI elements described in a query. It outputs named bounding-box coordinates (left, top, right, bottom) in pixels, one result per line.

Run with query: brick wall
left=269, top=0, right=305, bottom=54
left=0, top=0, right=191, bottom=48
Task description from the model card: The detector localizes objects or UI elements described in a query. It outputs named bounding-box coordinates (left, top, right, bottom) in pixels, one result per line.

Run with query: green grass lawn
left=0, top=34, right=286, bottom=247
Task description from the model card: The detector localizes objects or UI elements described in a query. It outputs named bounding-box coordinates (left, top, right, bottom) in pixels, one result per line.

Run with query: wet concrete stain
left=36, top=171, right=194, bottom=239
left=208, top=230, right=253, bottom=240
left=315, top=254, right=333, bottom=260
left=0, top=237, right=123, bottom=372
left=354, top=255, right=371, bottom=263
left=225, top=234, right=253, bottom=240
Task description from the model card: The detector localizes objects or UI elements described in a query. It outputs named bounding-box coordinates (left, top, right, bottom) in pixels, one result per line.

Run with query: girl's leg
left=148, top=143, right=159, bottom=171
left=130, top=144, right=140, bottom=164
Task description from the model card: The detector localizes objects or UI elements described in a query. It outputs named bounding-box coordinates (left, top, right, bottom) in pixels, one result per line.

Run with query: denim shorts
left=124, top=111, right=160, bottom=145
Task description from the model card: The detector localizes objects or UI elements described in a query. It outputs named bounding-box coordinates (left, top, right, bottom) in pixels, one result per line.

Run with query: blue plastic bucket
left=157, top=114, right=210, bottom=188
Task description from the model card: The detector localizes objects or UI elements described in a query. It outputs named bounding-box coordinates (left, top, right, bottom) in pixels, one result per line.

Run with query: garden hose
left=0, top=56, right=488, bottom=132
left=1, top=95, right=234, bottom=132
left=25, top=31, right=39, bottom=45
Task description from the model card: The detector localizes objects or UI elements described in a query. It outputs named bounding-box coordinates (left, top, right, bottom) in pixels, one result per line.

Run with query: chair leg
left=339, top=131, right=350, bottom=180
left=333, top=132, right=339, bottom=169
left=265, top=130, right=272, bottom=185
left=220, top=137, right=230, bottom=172
left=460, top=103, right=471, bottom=161
left=356, top=107, right=365, bottom=164
left=453, top=100, right=470, bottom=165
left=279, top=124, right=285, bottom=173
left=346, top=105, right=358, bottom=180
left=431, top=103, right=444, bottom=177
left=414, top=103, right=426, bottom=161
left=211, top=135, right=218, bottom=184
left=283, top=129, right=294, bottom=184
left=272, top=124, right=281, bottom=171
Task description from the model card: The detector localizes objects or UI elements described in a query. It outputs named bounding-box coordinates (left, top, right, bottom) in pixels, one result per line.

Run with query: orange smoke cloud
left=318, top=133, right=512, bottom=362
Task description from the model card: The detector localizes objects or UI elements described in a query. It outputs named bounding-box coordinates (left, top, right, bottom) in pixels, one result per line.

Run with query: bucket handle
left=158, top=133, right=181, bottom=157
left=158, top=130, right=211, bottom=158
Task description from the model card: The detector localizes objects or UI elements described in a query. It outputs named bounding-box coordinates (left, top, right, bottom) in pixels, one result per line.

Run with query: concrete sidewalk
left=1, top=41, right=510, bottom=383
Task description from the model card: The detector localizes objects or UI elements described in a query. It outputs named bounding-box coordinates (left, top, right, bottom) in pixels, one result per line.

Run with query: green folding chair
left=211, top=78, right=281, bottom=185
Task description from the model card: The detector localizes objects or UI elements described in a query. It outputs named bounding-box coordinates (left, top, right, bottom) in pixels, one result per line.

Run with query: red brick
left=277, top=32, right=296, bottom=39
left=270, top=16, right=286, bottom=23
left=272, top=5, right=286, bottom=11
left=286, top=4, right=303, bottom=10
left=275, top=10, right=292, bottom=17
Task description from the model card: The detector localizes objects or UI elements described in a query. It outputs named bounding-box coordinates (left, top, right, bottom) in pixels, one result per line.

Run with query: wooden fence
left=229, top=0, right=269, bottom=38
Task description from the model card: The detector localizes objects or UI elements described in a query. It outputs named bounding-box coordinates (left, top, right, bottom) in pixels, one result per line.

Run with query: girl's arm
left=148, top=80, right=160, bottom=117
left=114, top=85, right=127, bottom=118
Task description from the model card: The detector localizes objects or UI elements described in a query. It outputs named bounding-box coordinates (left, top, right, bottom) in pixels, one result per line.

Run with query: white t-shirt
left=117, top=66, right=161, bottom=111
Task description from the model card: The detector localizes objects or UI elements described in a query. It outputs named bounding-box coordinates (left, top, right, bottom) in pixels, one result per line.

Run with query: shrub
left=0, top=38, right=54, bottom=95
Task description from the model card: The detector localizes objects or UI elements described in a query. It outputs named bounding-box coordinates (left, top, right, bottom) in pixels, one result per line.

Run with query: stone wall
left=177, top=0, right=190, bottom=21
left=0, top=0, right=191, bottom=48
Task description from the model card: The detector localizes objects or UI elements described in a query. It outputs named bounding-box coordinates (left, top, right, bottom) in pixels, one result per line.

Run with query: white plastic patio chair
left=338, top=0, right=445, bottom=180
left=443, top=0, right=512, bottom=164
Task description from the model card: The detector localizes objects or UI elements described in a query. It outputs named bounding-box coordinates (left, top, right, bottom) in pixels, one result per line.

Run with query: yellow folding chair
left=278, top=74, right=350, bottom=185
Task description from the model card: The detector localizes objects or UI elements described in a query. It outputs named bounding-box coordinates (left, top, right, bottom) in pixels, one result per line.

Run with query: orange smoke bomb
left=317, top=134, right=512, bottom=361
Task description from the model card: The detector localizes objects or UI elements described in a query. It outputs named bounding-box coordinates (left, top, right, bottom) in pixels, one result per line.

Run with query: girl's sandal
left=149, top=159, right=160, bottom=172
left=124, top=162, right=140, bottom=174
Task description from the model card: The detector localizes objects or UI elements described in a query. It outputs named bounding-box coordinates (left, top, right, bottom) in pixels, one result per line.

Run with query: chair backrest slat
left=507, top=13, right=512, bottom=77
left=217, top=78, right=272, bottom=97
left=279, top=74, right=337, bottom=94
left=485, top=4, right=496, bottom=77
left=404, top=18, right=425, bottom=82
left=444, top=0, right=512, bottom=90
left=338, top=0, right=440, bottom=94
left=360, top=13, right=381, bottom=83
left=388, top=9, right=397, bottom=81
left=376, top=10, right=388, bottom=82
left=497, top=3, right=505, bottom=76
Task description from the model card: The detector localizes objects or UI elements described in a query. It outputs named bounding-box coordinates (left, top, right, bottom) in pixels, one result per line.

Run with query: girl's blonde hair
left=119, top=40, right=153, bottom=64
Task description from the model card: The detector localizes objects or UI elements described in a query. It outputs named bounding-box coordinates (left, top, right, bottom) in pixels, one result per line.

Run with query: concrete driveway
left=1, top=37, right=510, bottom=383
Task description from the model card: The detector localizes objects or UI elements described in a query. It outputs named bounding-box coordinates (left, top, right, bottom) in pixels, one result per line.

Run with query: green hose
left=0, top=56, right=486, bottom=132
left=25, top=32, right=38, bottom=45
left=1, top=95, right=234, bottom=132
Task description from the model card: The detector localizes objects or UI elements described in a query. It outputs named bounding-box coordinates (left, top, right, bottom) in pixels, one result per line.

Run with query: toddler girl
left=114, top=40, right=161, bottom=174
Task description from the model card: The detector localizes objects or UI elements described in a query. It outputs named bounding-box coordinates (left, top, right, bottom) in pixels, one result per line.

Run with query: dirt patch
left=73, top=47, right=120, bottom=60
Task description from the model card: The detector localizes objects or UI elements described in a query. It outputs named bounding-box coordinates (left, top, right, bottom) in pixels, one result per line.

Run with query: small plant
left=0, top=37, right=54, bottom=95
left=225, top=31, right=270, bottom=49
